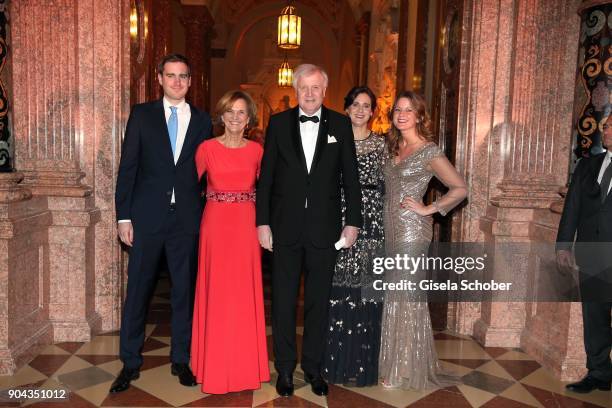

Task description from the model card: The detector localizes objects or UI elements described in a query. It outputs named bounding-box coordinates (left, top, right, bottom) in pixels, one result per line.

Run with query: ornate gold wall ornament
left=0, top=0, right=10, bottom=171
left=574, top=4, right=612, bottom=158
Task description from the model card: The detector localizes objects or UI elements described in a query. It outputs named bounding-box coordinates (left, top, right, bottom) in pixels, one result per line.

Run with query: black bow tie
left=299, top=115, right=319, bottom=123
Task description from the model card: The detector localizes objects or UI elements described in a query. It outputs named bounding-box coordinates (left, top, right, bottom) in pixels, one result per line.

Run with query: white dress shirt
left=118, top=98, right=191, bottom=224
left=597, top=150, right=612, bottom=195
left=299, top=107, right=321, bottom=208
left=299, top=107, right=321, bottom=173
left=164, top=97, right=191, bottom=203
left=163, top=97, right=191, bottom=165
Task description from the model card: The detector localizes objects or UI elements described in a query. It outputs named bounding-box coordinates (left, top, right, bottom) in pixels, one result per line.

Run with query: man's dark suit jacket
left=256, top=105, right=362, bottom=247
left=115, top=99, right=212, bottom=234
left=557, top=153, right=612, bottom=283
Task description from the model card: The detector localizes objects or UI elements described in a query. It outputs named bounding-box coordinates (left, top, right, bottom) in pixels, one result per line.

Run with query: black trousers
left=581, top=301, right=612, bottom=382
left=579, top=266, right=612, bottom=382
left=272, top=235, right=338, bottom=375
left=119, top=208, right=198, bottom=369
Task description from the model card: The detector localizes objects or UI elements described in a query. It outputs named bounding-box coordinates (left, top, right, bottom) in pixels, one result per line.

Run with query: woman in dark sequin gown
left=323, top=86, right=385, bottom=387
left=379, top=91, right=467, bottom=390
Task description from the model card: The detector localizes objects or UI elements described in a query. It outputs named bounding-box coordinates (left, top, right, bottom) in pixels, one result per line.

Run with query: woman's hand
left=257, top=225, right=273, bottom=252
left=400, top=197, right=432, bottom=216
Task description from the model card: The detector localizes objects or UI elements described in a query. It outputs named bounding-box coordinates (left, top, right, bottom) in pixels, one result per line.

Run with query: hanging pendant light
left=278, top=55, right=293, bottom=87
left=277, top=3, right=301, bottom=49
left=129, top=4, right=138, bottom=39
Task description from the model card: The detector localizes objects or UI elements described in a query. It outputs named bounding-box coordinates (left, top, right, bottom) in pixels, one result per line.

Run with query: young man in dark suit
left=256, top=64, right=362, bottom=397
left=111, top=54, right=213, bottom=393
left=556, top=115, right=612, bottom=394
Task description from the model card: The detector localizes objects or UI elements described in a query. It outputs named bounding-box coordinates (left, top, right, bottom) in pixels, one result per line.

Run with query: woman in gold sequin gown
left=379, top=91, right=468, bottom=390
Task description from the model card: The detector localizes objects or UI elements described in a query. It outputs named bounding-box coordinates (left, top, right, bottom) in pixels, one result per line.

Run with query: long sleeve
left=340, top=117, right=363, bottom=228
left=556, top=159, right=585, bottom=251
left=377, top=136, right=386, bottom=191
left=256, top=116, right=279, bottom=226
left=115, top=105, right=142, bottom=221
left=428, top=155, right=468, bottom=216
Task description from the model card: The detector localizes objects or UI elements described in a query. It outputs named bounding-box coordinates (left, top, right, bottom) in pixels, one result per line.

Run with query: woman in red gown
left=190, top=90, right=269, bottom=394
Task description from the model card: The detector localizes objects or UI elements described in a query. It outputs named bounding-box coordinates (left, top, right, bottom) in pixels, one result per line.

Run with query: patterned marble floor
left=1, top=275, right=610, bottom=408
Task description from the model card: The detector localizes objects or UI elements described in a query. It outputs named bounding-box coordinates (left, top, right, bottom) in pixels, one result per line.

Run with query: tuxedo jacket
left=557, top=152, right=612, bottom=268
left=115, top=99, right=212, bottom=234
left=256, top=105, right=362, bottom=247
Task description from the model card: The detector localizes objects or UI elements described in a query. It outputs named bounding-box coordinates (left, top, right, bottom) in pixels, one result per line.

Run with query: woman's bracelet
left=432, top=201, right=447, bottom=216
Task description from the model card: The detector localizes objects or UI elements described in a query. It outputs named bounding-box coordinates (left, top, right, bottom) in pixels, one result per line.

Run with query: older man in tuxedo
left=112, top=53, right=212, bottom=393
left=256, top=64, right=362, bottom=397
left=556, top=115, right=612, bottom=394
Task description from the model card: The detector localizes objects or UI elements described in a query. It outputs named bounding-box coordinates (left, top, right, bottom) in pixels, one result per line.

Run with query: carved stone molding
left=17, top=158, right=91, bottom=197
left=491, top=180, right=564, bottom=209
left=0, top=172, right=31, bottom=203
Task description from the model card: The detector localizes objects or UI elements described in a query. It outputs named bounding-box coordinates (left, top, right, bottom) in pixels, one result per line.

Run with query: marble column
left=0, top=172, right=45, bottom=374
left=0, top=0, right=51, bottom=373
left=11, top=0, right=94, bottom=342
left=451, top=0, right=582, bottom=378
left=476, top=0, right=580, bottom=347
left=519, top=0, right=612, bottom=381
left=520, top=203, right=588, bottom=380
left=182, top=4, right=214, bottom=111
left=78, top=0, right=131, bottom=336
left=0, top=0, right=130, bottom=374
left=150, top=0, right=172, bottom=100
left=445, top=0, right=515, bottom=336
left=455, top=0, right=585, bottom=380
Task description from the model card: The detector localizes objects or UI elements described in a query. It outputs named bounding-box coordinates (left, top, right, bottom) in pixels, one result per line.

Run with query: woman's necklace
left=355, top=130, right=372, bottom=141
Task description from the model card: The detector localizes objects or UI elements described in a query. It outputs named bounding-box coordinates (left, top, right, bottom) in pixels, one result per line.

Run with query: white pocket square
left=327, top=135, right=337, bottom=143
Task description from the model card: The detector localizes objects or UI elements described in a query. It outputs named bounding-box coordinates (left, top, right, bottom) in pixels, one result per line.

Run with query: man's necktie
left=299, top=115, right=319, bottom=123
left=168, top=106, right=178, bottom=157
left=600, top=157, right=612, bottom=203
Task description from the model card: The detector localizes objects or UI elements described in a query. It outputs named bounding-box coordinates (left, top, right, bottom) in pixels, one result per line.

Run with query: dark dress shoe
left=171, top=363, right=197, bottom=387
left=304, top=372, right=328, bottom=396
left=109, top=367, right=140, bottom=393
left=566, top=376, right=611, bottom=393
left=275, top=373, right=294, bottom=397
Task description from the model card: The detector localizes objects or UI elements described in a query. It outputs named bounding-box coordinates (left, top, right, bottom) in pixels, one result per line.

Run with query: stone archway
left=210, top=0, right=357, bottom=113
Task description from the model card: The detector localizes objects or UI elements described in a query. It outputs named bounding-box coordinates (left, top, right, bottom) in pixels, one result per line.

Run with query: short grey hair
left=292, top=64, right=329, bottom=90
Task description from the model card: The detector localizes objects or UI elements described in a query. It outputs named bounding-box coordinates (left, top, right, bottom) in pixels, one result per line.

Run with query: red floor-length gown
left=190, top=138, right=270, bottom=394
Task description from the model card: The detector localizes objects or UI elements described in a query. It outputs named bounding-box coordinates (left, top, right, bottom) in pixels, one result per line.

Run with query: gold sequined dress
left=379, top=142, right=467, bottom=390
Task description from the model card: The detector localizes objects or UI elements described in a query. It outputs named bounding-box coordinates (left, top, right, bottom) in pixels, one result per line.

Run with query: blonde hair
left=387, top=91, right=434, bottom=156
left=214, top=90, right=258, bottom=129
